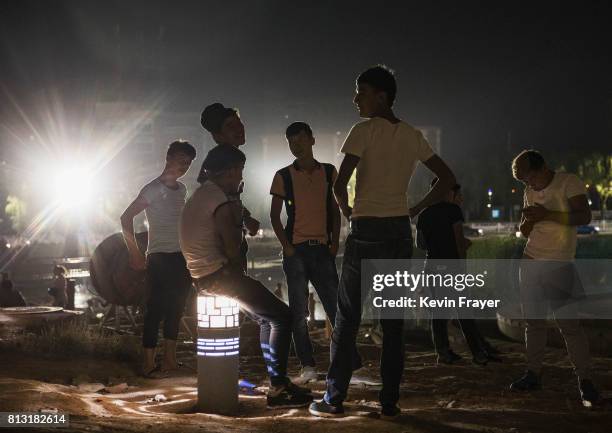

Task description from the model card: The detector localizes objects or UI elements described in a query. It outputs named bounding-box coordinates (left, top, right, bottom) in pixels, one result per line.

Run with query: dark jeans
left=431, top=318, right=484, bottom=356
left=325, top=216, right=413, bottom=407
left=282, top=243, right=340, bottom=368
left=143, top=252, right=193, bottom=348
left=426, top=272, right=485, bottom=357
left=196, top=266, right=292, bottom=387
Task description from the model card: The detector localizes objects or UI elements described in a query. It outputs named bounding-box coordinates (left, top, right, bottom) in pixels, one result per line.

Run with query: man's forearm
left=271, top=217, right=291, bottom=249
left=333, top=185, right=350, bottom=215
left=544, top=210, right=591, bottom=226
left=120, top=219, right=141, bottom=255
left=413, top=176, right=454, bottom=214
left=519, top=219, right=534, bottom=237
left=331, top=207, right=341, bottom=246
left=222, top=238, right=242, bottom=265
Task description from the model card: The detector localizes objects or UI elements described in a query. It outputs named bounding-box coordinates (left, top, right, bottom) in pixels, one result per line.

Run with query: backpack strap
left=322, top=163, right=335, bottom=246
left=278, top=167, right=295, bottom=244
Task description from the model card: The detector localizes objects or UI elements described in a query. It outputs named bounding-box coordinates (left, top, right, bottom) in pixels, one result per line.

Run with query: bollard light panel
left=197, top=295, right=240, bottom=328
left=196, top=294, right=241, bottom=414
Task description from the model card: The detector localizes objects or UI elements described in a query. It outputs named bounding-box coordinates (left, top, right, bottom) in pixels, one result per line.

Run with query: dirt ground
left=1, top=326, right=612, bottom=433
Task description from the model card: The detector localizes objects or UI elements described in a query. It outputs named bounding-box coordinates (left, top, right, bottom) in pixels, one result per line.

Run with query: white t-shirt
left=523, top=172, right=587, bottom=261
left=179, top=181, right=232, bottom=279
left=139, top=178, right=187, bottom=254
left=341, top=118, right=435, bottom=218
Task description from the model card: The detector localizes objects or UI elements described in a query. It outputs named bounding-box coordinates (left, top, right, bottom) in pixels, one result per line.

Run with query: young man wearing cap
left=270, top=121, right=343, bottom=383
left=309, top=65, right=457, bottom=418
left=180, top=145, right=312, bottom=409
left=510, top=149, right=599, bottom=407
left=121, top=140, right=196, bottom=377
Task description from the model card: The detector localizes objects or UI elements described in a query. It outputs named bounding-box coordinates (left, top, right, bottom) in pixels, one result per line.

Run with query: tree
left=5, top=195, right=27, bottom=234
left=577, top=153, right=612, bottom=212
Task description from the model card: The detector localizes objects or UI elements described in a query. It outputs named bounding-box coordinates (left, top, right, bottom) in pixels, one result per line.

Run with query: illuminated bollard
left=196, top=294, right=240, bottom=414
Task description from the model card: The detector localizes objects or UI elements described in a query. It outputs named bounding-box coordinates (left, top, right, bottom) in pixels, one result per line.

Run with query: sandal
left=142, top=365, right=168, bottom=379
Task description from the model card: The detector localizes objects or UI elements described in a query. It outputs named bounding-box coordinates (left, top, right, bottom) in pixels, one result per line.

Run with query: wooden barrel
left=89, top=232, right=149, bottom=306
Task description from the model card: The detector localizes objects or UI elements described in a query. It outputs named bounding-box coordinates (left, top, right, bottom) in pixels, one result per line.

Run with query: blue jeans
left=324, top=216, right=413, bottom=407
left=196, top=266, right=293, bottom=387
left=283, top=243, right=340, bottom=367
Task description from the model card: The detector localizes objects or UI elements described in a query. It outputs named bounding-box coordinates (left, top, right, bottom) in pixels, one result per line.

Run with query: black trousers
left=143, top=252, right=193, bottom=348
left=431, top=318, right=484, bottom=356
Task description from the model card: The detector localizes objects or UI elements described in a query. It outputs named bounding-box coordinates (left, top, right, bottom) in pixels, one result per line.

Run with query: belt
left=295, top=240, right=326, bottom=246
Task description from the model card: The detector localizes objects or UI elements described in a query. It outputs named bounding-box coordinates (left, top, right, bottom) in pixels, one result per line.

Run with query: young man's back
left=417, top=201, right=463, bottom=259
left=344, top=118, right=434, bottom=218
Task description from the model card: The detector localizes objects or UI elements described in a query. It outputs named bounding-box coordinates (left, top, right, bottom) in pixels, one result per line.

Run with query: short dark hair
left=201, top=103, right=237, bottom=133
left=357, top=65, right=397, bottom=106
left=200, top=144, right=246, bottom=179
left=430, top=177, right=461, bottom=192
left=167, top=140, right=196, bottom=159
left=512, top=149, right=545, bottom=178
left=53, top=265, right=67, bottom=276
left=285, top=122, right=313, bottom=139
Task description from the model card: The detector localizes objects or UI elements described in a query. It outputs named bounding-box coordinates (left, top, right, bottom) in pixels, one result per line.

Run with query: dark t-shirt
left=0, top=287, right=26, bottom=307
left=416, top=202, right=464, bottom=259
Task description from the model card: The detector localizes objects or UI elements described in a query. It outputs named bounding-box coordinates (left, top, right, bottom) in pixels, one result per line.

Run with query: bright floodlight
left=52, top=166, right=94, bottom=210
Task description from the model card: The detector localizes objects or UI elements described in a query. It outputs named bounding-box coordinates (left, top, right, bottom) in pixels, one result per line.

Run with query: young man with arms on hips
left=180, top=145, right=312, bottom=409
left=121, top=140, right=196, bottom=377
left=510, top=149, right=600, bottom=407
left=309, top=65, right=457, bottom=418
left=270, top=121, right=348, bottom=383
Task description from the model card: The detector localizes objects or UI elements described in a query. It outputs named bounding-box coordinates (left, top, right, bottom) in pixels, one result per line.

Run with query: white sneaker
left=297, top=366, right=318, bottom=384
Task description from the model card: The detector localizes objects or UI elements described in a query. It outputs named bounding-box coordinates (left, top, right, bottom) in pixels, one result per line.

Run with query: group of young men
left=120, top=64, right=601, bottom=416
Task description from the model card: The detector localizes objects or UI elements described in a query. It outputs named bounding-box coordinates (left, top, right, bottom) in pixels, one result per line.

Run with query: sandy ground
left=1, top=326, right=612, bottom=433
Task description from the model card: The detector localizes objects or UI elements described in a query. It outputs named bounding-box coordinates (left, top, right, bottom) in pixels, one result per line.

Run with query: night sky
left=1, top=0, right=611, bottom=163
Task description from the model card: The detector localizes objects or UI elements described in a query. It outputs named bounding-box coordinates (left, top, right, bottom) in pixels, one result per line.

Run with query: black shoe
left=481, top=339, right=501, bottom=355
left=285, top=380, right=312, bottom=395
left=472, top=352, right=489, bottom=366
left=510, top=370, right=541, bottom=392
left=579, top=379, right=600, bottom=408
left=484, top=352, right=503, bottom=363
left=437, top=350, right=462, bottom=365
left=267, top=385, right=313, bottom=409
left=381, top=405, right=401, bottom=419
left=309, top=399, right=344, bottom=417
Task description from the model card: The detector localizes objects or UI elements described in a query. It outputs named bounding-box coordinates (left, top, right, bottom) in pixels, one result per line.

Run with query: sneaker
left=309, top=399, right=344, bottom=418
left=472, top=352, right=489, bottom=366
left=579, top=379, right=600, bottom=408
left=285, top=380, right=312, bottom=395
left=267, top=384, right=313, bottom=409
left=481, top=339, right=501, bottom=355
left=298, top=366, right=318, bottom=384
left=380, top=405, right=401, bottom=419
left=437, top=350, right=462, bottom=365
left=510, top=370, right=541, bottom=392
left=484, top=352, right=502, bottom=363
